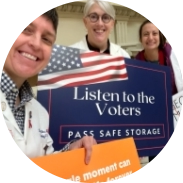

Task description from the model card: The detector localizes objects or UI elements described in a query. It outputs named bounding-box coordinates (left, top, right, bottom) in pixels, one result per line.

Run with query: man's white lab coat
left=1, top=91, right=54, bottom=158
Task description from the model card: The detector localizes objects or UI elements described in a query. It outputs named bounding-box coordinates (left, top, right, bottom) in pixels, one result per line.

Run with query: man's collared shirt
left=0, top=71, right=33, bottom=134
left=0, top=71, right=75, bottom=152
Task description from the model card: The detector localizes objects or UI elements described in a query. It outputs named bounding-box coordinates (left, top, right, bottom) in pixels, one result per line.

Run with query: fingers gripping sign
left=69, top=136, right=97, bottom=165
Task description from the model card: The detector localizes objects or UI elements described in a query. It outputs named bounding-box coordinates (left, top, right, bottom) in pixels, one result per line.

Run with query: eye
left=90, top=14, right=97, bottom=18
left=103, top=15, right=110, bottom=20
left=143, top=33, right=149, bottom=36
left=23, top=27, right=33, bottom=34
left=88, top=13, right=98, bottom=22
left=42, top=37, right=53, bottom=45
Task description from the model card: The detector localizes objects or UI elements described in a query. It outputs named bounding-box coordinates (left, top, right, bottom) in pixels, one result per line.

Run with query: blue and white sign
left=37, top=45, right=173, bottom=157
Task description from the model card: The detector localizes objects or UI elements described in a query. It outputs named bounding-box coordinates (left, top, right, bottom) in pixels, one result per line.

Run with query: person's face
left=140, top=23, right=160, bottom=51
left=4, top=15, right=56, bottom=85
left=83, top=3, right=114, bottom=47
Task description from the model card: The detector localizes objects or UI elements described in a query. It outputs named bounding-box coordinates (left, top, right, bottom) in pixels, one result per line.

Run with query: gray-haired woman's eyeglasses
left=87, top=13, right=112, bottom=23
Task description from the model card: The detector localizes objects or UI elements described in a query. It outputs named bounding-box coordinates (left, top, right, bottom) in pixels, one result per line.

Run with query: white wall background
left=127, top=22, right=141, bottom=43
left=56, top=18, right=86, bottom=46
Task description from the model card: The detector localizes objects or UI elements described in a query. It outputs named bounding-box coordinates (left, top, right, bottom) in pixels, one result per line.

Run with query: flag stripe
left=82, top=57, right=124, bottom=67
left=37, top=69, right=127, bottom=90
left=38, top=73, right=128, bottom=91
left=81, top=54, right=123, bottom=63
left=80, top=51, right=104, bottom=58
left=38, top=64, right=126, bottom=86
left=65, top=73, right=128, bottom=87
left=38, top=60, right=126, bottom=81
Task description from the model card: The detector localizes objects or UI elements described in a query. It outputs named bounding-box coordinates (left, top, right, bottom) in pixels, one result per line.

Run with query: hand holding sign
left=69, top=136, right=97, bottom=165
left=32, top=137, right=141, bottom=182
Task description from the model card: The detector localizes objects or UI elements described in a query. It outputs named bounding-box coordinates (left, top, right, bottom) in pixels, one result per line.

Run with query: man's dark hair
left=42, top=8, right=58, bottom=33
left=139, top=20, right=166, bottom=49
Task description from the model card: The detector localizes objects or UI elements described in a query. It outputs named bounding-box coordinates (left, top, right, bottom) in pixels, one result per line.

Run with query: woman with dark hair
left=136, top=20, right=183, bottom=162
left=135, top=20, right=183, bottom=95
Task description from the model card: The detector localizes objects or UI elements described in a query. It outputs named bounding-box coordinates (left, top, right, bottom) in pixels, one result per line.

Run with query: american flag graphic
left=37, top=44, right=128, bottom=91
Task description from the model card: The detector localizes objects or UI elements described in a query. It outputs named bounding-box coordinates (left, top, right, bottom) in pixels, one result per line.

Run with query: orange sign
left=31, top=137, right=141, bottom=182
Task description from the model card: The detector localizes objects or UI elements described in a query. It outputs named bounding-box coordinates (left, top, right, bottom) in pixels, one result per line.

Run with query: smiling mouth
left=146, top=42, right=156, bottom=45
left=94, top=29, right=105, bottom=33
left=19, top=51, right=38, bottom=61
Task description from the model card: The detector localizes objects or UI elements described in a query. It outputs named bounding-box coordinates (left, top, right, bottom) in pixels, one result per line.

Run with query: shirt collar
left=0, top=71, right=17, bottom=94
left=86, top=35, right=110, bottom=54
left=0, top=71, right=33, bottom=103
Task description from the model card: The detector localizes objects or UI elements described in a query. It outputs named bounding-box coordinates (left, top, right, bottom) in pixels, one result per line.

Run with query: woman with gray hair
left=70, top=0, right=130, bottom=57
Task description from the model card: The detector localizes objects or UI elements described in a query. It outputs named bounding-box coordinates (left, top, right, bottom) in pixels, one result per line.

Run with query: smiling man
left=1, top=9, right=96, bottom=164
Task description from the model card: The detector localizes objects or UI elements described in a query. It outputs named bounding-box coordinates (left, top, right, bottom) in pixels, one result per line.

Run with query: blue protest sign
left=37, top=45, right=173, bottom=157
